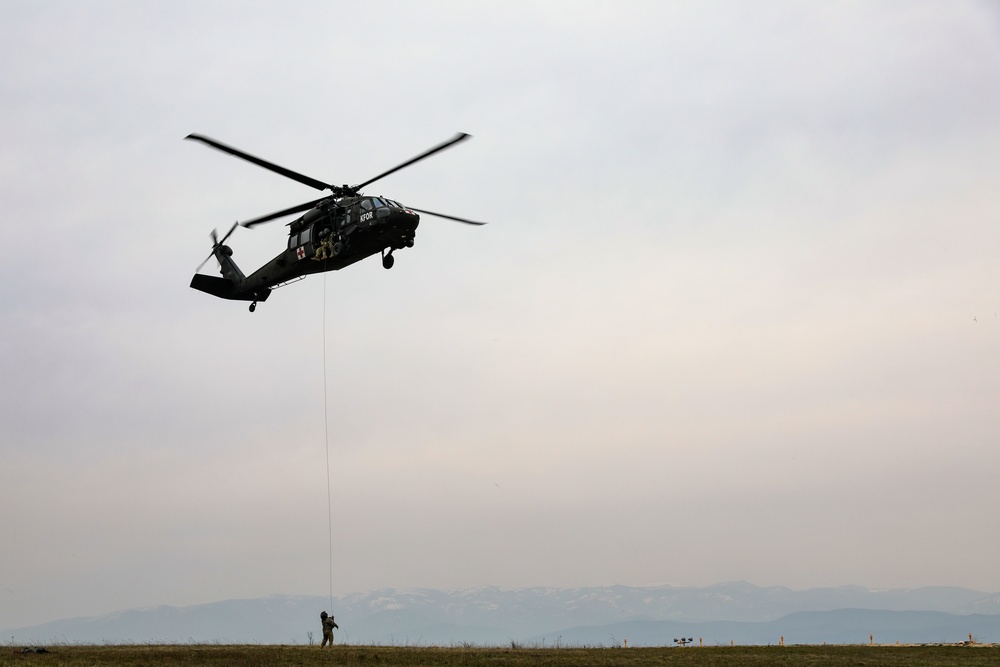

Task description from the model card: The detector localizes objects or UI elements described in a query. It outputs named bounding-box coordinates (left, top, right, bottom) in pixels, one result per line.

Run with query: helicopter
left=187, top=132, right=486, bottom=312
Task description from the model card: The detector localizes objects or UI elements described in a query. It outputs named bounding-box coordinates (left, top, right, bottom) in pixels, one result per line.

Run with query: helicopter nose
left=393, top=208, right=419, bottom=230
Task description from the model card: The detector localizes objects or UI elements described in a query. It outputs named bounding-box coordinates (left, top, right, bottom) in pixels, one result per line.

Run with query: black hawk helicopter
left=187, top=132, right=485, bottom=312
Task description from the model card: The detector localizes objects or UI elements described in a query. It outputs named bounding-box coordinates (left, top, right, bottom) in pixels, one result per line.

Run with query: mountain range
left=6, top=582, right=1000, bottom=646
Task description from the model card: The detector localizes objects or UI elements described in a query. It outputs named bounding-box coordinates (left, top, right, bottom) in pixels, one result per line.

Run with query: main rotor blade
left=185, top=134, right=332, bottom=192
left=240, top=197, right=329, bottom=228
left=407, top=206, right=487, bottom=226
left=352, top=133, right=471, bottom=192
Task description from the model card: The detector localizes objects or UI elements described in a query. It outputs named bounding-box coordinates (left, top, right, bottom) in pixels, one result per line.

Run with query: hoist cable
left=322, top=273, right=334, bottom=612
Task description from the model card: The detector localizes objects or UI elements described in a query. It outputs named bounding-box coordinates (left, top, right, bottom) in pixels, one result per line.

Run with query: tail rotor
left=195, top=222, right=238, bottom=272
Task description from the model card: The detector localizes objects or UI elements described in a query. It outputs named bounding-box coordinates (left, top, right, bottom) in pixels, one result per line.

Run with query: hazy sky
left=2, top=1, right=1000, bottom=630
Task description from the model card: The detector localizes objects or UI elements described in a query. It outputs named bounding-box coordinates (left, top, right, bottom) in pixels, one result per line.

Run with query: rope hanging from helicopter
left=322, top=273, right=334, bottom=613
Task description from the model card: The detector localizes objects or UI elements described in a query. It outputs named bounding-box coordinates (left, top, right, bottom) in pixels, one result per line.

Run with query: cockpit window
left=372, top=198, right=385, bottom=208
left=359, top=199, right=373, bottom=211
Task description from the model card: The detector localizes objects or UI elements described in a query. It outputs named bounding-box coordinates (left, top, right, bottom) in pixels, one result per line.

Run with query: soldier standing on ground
left=320, top=611, right=339, bottom=647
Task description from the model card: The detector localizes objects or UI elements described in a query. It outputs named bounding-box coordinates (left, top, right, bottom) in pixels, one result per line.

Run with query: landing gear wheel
left=249, top=302, right=257, bottom=313
left=382, top=252, right=395, bottom=270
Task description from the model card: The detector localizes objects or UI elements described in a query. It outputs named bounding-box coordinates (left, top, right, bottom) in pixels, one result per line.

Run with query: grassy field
left=2, top=644, right=997, bottom=667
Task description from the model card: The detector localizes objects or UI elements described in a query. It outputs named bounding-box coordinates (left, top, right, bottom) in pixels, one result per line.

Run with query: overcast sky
left=2, top=0, right=1000, bottom=630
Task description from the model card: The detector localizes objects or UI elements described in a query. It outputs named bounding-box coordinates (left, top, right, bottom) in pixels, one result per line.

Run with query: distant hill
left=5, top=583, right=1000, bottom=646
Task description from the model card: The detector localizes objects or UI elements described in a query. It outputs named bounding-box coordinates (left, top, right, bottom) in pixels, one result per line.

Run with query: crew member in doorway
left=320, top=611, right=339, bottom=647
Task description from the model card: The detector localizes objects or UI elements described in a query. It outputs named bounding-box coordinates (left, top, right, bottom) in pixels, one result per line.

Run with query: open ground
left=2, top=644, right=998, bottom=667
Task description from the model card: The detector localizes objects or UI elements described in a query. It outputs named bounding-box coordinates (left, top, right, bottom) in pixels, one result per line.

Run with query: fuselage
left=191, top=195, right=420, bottom=303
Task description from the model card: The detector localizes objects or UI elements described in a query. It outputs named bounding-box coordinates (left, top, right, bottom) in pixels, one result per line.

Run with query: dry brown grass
left=2, top=644, right=998, bottom=667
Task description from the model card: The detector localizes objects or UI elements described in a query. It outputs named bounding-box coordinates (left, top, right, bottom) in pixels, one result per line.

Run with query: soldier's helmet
left=320, top=611, right=328, bottom=619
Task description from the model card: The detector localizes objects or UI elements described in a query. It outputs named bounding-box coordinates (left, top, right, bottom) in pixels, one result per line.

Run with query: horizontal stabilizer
left=190, top=274, right=269, bottom=302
